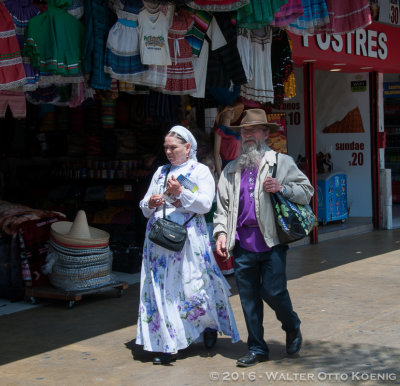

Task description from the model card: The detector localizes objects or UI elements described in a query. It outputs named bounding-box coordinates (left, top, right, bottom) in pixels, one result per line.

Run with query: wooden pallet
left=24, top=281, right=129, bottom=309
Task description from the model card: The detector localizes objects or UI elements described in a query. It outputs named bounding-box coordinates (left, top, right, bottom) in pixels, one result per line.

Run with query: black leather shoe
left=286, top=328, right=302, bottom=355
left=204, top=330, right=218, bottom=349
left=236, top=352, right=269, bottom=368
left=153, top=353, right=177, bottom=365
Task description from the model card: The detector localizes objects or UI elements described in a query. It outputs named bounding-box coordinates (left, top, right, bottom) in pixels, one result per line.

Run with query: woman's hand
left=165, top=175, right=182, bottom=197
left=148, top=194, right=165, bottom=209
left=263, top=177, right=282, bottom=194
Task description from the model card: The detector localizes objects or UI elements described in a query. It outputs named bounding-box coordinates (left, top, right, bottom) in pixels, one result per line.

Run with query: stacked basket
left=43, top=210, right=113, bottom=291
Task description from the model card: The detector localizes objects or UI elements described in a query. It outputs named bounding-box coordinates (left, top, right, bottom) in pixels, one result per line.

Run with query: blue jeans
left=233, top=243, right=300, bottom=355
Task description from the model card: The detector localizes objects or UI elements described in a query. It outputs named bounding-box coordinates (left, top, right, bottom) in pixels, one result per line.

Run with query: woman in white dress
left=136, top=125, right=240, bottom=365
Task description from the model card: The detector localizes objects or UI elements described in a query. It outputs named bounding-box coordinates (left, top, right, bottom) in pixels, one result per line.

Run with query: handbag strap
left=162, top=164, right=196, bottom=226
left=272, top=152, right=278, bottom=178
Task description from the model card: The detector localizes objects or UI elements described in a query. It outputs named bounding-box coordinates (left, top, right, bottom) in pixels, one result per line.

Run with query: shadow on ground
left=0, top=229, right=399, bottom=368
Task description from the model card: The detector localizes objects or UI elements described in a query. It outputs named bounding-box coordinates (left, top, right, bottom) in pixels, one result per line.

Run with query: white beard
left=237, top=141, right=269, bottom=170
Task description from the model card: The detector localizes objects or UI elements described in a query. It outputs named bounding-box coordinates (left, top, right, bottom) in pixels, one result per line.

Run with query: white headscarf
left=168, top=125, right=198, bottom=161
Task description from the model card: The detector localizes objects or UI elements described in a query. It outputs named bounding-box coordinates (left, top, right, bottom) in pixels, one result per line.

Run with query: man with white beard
left=213, top=109, right=314, bottom=368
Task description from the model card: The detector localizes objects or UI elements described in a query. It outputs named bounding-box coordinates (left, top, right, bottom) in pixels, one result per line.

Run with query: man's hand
left=263, top=176, right=282, bottom=194
left=216, top=234, right=228, bottom=259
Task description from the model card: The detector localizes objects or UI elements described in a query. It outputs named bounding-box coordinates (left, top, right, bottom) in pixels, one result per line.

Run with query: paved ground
left=1, top=229, right=400, bottom=386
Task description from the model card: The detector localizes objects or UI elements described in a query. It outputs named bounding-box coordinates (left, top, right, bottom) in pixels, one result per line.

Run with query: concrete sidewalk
left=1, top=229, right=400, bottom=385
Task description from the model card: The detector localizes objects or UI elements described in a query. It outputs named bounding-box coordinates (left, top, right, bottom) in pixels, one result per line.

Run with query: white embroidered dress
left=136, top=160, right=240, bottom=353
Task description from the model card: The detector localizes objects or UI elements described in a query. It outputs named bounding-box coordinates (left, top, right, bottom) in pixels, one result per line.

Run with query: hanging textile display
left=162, top=8, right=196, bottom=95
left=206, top=13, right=247, bottom=91
left=236, top=0, right=288, bottom=29
left=4, top=0, right=40, bottom=91
left=24, top=0, right=85, bottom=81
left=186, top=10, right=227, bottom=98
left=238, top=26, right=274, bottom=104
left=269, top=0, right=304, bottom=27
left=0, top=2, right=26, bottom=91
left=315, top=0, right=371, bottom=34
left=104, top=0, right=148, bottom=83
left=83, top=0, right=114, bottom=90
left=287, top=0, right=330, bottom=35
left=133, top=5, right=173, bottom=88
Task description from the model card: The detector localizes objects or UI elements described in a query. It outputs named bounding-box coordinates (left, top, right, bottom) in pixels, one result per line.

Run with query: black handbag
left=270, top=154, right=317, bottom=244
left=148, top=165, right=196, bottom=252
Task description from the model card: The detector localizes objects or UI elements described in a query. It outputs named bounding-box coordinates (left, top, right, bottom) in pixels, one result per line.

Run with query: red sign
left=289, top=22, right=400, bottom=73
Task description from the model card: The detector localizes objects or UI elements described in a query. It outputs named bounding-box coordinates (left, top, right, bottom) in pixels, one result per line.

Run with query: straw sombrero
left=215, top=102, right=244, bottom=126
left=50, top=210, right=110, bottom=248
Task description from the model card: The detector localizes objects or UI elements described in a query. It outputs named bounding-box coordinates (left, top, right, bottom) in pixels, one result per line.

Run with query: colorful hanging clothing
left=287, top=0, right=329, bottom=35
left=0, top=2, right=26, bottom=90
left=185, top=8, right=213, bottom=57
left=162, top=8, right=196, bottom=95
left=206, top=13, right=247, bottom=90
left=104, top=7, right=148, bottom=82
left=237, top=0, right=288, bottom=29
left=134, top=7, right=172, bottom=88
left=270, top=0, right=304, bottom=27
left=83, top=0, right=114, bottom=90
left=238, top=27, right=274, bottom=104
left=271, top=29, right=293, bottom=105
left=316, top=0, right=371, bottom=34
left=188, top=0, right=249, bottom=12
left=24, top=0, right=84, bottom=78
left=4, top=0, right=40, bottom=91
left=189, top=14, right=227, bottom=98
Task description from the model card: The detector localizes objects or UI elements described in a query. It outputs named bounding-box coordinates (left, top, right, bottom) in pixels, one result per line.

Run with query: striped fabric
left=287, top=0, right=329, bottom=35
left=185, top=8, right=213, bottom=57
left=4, top=0, right=40, bottom=90
left=0, top=2, right=26, bottom=90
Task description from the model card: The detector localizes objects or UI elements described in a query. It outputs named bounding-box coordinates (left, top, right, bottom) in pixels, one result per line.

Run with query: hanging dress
left=287, top=0, right=329, bottom=35
left=237, top=0, right=288, bottom=29
left=4, top=0, right=40, bottom=91
left=24, top=0, right=85, bottom=82
left=136, top=161, right=240, bottom=354
left=238, top=27, right=274, bottom=104
left=269, top=0, right=304, bottom=27
left=104, top=7, right=148, bottom=82
left=0, top=2, right=26, bottom=90
left=162, top=8, right=196, bottom=95
left=316, top=0, right=371, bottom=34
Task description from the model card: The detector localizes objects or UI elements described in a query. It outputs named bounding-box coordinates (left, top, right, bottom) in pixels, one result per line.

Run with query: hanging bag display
left=270, top=154, right=317, bottom=244
left=148, top=165, right=196, bottom=252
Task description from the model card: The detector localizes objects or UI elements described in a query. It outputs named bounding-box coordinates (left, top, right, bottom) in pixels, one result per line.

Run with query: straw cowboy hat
left=230, top=108, right=280, bottom=133
left=50, top=210, right=110, bottom=247
left=215, top=102, right=244, bottom=126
